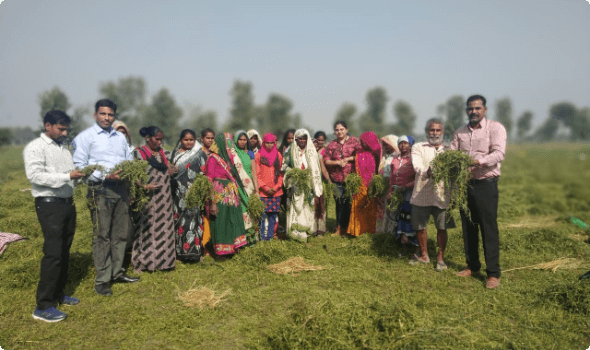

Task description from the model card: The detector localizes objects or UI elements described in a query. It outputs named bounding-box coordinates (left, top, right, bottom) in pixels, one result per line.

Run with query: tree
left=38, top=87, right=71, bottom=123
left=437, top=95, right=464, bottom=139
left=334, top=102, right=358, bottom=135
left=142, top=88, right=183, bottom=142
left=573, top=107, right=590, bottom=140
left=99, top=76, right=146, bottom=121
left=187, top=107, right=218, bottom=136
left=495, top=97, right=513, bottom=137
left=227, top=80, right=254, bottom=131
left=392, top=100, right=416, bottom=136
left=549, top=101, right=577, bottom=129
left=516, top=110, right=533, bottom=140
left=359, top=87, right=388, bottom=134
left=537, top=117, right=559, bottom=141
left=0, top=128, right=13, bottom=146
left=264, top=93, right=293, bottom=135
left=11, top=126, right=36, bottom=145
left=63, top=106, right=91, bottom=144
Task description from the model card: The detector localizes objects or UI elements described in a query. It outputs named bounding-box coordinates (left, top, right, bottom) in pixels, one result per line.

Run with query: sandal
left=435, top=261, right=448, bottom=272
left=408, top=254, right=430, bottom=265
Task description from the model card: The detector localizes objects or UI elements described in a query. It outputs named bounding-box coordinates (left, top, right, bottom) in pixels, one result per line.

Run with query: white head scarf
left=292, top=129, right=323, bottom=197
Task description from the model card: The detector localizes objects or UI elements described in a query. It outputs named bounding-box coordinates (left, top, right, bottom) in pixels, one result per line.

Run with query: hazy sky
left=1, top=0, right=589, bottom=137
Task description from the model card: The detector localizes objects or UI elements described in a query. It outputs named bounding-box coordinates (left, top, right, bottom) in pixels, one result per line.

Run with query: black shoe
left=112, top=273, right=140, bottom=283
left=94, top=283, right=112, bottom=296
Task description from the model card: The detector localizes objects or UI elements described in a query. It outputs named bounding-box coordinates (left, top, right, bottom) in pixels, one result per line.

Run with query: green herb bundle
left=367, top=174, right=388, bottom=200
left=322, top=181, right=335, bottom=207
left=80, top=164, right=107, bottom=176
left=387, top=188, right=404, bottom=212
left=430, top=150, right=473, bottom=214
left=284, top=168, right=313, bottom=200
left=247, top=193, right=265, bottom=222
left=344, top=172, right=362, bottom=200
left=185, top=174, right=213, bottom=210
left=110, top=160, right=150, bottom=211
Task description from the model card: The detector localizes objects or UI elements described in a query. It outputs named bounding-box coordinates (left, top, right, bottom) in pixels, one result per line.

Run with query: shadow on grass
left=64, top=252, right=93, bottom=296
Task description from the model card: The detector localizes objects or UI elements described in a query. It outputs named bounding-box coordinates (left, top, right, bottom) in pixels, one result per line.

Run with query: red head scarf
left=357, top=132, right=382, bottom=187
left=260, top=133, right=278, bottom=165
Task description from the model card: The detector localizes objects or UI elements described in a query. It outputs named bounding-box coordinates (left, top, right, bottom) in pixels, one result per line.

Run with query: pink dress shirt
left=450, top=117, right=507, bottom=180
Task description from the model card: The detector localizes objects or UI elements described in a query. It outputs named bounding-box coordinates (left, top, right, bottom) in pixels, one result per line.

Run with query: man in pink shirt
left=450, top=95, right=507, bottom=289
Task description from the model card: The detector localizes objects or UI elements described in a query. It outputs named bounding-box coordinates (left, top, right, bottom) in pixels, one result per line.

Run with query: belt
left=468, top=177, right=498, bottom=185
left=35, top=196, right=74, bottom=204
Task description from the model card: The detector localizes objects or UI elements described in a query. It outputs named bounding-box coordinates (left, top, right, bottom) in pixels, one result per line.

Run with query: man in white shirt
left=24, top=110, right=85, bottom=322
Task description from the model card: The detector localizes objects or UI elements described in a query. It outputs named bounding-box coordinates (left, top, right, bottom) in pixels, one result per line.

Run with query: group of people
left=23, top=94, right=506, bottom=323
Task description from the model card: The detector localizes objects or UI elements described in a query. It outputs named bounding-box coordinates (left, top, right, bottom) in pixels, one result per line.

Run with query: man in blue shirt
left=73, top=99, right=140, bottom=296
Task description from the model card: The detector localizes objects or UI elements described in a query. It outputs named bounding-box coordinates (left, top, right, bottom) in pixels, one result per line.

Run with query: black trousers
left=459, top=177, right=501, bottom=278
left=35, top=199, right=76, bottom=310
left=334, top=182, right=352, bottom=231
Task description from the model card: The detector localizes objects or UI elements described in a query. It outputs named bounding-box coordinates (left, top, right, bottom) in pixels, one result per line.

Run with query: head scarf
left=381, top=135, right=399, bottom=156
left=246, top=129, right=261, bottom=151
left=357, top=132, right=382, bottom=187
left=291, top=129, right=323, bottom=197
left=212, top=133, right=243, bottom=188
left=260, top=133, right=278, bottom=165
left=259, top=133, right=281, bottom=184
left=112, top=120, right=132, bottom=145
left=233, top=130, right=253, bottom=176
left=398, top=135, right=415, bottom=146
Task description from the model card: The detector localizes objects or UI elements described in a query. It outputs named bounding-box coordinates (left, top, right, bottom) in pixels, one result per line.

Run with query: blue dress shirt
left=72, top=123, right=133, bottom=181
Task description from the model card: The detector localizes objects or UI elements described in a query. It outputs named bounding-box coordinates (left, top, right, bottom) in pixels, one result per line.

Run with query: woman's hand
left=211, top=203, right=219, bottom=216
left=168, top=165, right=179, bottom=175
left=143, top=183, right=161, bottom=192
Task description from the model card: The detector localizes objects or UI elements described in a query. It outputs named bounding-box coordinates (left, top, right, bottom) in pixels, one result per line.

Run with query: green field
left=1, top=143, right=590, bottom=350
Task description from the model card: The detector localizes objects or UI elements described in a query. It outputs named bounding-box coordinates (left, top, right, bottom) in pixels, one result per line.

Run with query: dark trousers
left=88, top=184, right=130, bottom=285
left=459, top=177, right=501, bottom=278
left=35, top=199, right=76, bottom=310
left=334, top=182, right=352, bottom=231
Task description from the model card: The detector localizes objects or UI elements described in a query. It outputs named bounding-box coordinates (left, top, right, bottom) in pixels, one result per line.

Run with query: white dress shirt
left=23, top=133, right=75, bottom=198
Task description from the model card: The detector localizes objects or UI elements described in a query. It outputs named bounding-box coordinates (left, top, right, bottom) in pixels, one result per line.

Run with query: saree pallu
left=210, top=179, right=247, bottom=255
left=314, top=192, right=327, bottom=234
left=346, top=183, right=378, bottom=237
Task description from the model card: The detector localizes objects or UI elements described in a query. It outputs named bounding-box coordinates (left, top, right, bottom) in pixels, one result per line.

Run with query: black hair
left=466, top=95, right=487, bottom=107
left=139, top=126, right=163, bottom=138
left=333, top=120, right=347, bottom=130
left=201, top=128, right=215, bottom=139
left=95, top=99, right=117, bottom=113
left=170, top=129, right=197, bottom=160
left=278, top=129, right=296, bottom=153
left=43, top=110, right=71, bottom=126
left=314, top=131, right=326, bottom=139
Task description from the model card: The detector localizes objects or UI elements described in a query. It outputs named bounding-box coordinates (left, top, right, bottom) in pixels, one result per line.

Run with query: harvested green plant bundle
left=247, top=193, right=265, bottom=222
left=430, top=150, right=473, bottom=213
left=322, top=181, right=335, bottom=207
left=80, top=164, right=107, bottom=176
left=388, top=188, right=404, bottom=212
left=185, top=174, right=213, bottom=210
left=344, top=172, right=362, bottom=200
left=284, top=168, right=313, bottom=201
left=367, top=174, right=387, bottom=200
left=110, top=160, right=150, bottom=211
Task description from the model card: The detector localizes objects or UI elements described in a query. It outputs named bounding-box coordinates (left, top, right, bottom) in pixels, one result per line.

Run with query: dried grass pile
left=504, top=257, right=584, bottom=273
left=177, top=285, right=231, bottom=309
left=267, top=256, right=325, bottom=275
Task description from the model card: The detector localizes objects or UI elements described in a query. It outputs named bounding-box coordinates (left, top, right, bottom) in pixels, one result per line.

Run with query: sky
left=1, top=0, right=589, bottom=137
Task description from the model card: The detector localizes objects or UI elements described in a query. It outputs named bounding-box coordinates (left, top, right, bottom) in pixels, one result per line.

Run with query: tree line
left=1, top=76, right=589, bottom=146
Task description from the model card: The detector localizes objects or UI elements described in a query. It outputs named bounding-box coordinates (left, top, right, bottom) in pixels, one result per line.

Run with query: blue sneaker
left=59, top=295, right=80, bottom=306
left=32, top=307, right=67, bottom=323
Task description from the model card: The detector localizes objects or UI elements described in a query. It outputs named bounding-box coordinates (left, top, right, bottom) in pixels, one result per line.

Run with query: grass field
left=1, top=143, right=590, bottom=349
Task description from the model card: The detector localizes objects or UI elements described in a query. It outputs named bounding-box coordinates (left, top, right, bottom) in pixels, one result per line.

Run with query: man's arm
left=24, top=143, right=71, bottom=188
left=411, top=144, right=427, bottom=175
left=478, top=122, right=507, bottom=167
left=72, top=133, right=90, bottom=169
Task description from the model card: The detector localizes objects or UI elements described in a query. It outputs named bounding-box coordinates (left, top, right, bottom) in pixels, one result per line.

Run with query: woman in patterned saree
left=132, top=126, right=177, bottom=272
left=170, top=129, right=208, bottom=262
left=347, top=131, right=382, bottom=237
left=282, top=129, right=323, bottom=242
left=204, top=133, right=247, bottom=256
left=232, top=131, right=260, bottom=246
